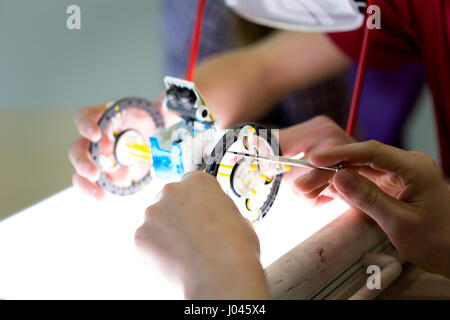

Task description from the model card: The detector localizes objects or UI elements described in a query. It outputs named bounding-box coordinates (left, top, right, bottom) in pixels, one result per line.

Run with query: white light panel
left=0, top=179, right=347, bottom=299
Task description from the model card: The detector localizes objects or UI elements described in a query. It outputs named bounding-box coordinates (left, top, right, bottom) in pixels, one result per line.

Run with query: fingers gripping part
left=89, top=98, right=165, bottom=196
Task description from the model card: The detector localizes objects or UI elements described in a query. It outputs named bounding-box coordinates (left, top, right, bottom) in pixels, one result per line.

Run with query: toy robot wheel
left=205, top=123, right=282, bottom=223
left=89, top=98, right=165, bottom=196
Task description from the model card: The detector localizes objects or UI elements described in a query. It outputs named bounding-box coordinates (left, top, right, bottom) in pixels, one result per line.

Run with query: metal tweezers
left=227, top=151, right=344, bottom=172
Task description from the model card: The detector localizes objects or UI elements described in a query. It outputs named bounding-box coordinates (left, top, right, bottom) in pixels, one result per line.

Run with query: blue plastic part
left=149, top=136, right=185, bottom=181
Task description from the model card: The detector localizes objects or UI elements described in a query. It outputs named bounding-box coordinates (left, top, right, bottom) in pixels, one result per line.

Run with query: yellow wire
left=129, top=153, right=153, bottom=162
left=217, top=172, right=231, bottom=178
left=127, top=144, right=151, bottom=154
left=219, top=164, right=234, bottom=169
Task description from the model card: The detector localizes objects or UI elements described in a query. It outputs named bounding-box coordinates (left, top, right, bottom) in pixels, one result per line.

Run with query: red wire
left=185, top=0, right=207, bottom=81
left=345, top=12, right=372, bottom=136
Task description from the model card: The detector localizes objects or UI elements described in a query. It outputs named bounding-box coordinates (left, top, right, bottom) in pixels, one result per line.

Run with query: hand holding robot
left=78, top=75, right=290, bottom=223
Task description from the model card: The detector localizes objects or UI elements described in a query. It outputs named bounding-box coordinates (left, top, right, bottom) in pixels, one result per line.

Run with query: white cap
left=225, top=0, right=364, bottom=33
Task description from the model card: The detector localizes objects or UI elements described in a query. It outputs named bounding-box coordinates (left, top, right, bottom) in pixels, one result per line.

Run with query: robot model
left=87, top=0, right=368, bottom=223
left=89, top=76, right=290, bottom=223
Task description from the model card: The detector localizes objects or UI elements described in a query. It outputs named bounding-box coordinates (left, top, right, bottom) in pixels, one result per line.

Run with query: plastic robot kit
left=87, top=0, right=292, bottom=224
left=90, top=76, right=290, bottom=223
left=89, top=0, right=371, bottom=224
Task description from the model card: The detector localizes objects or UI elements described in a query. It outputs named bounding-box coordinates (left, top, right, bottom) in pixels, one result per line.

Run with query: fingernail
left=83, top=163, right=92, bottom=175
left=88, top=127, right=100, bottom=141
left=334, top=170, right=356, bottom=194
left=314, top=195, right=334, bottom=207
left=87, top=126, right=97, bottom=138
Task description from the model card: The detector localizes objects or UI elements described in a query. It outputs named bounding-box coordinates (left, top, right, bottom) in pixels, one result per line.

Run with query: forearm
left=260, top=31, right=351, bottom=94
left=195, top=31, right=350, bottom=127
left=194, top=45, right=272, bottom=127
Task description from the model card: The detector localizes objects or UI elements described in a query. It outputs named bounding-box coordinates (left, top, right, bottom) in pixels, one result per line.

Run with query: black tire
left=205, top=123, right=282, bottom=219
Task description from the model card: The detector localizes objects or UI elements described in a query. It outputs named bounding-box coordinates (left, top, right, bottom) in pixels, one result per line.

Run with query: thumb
left=332, top=169, right=404, bottom=228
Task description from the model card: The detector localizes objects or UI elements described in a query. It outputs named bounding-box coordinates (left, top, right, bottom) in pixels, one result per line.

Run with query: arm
left=195, top=31, right=351, bottom=127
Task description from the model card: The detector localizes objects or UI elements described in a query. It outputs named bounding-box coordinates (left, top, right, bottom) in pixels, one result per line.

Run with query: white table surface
left=0, top=179, right=348, bottom=299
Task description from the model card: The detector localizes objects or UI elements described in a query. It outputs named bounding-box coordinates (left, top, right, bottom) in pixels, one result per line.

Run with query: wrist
left=182, top=249, right=269, bottom=300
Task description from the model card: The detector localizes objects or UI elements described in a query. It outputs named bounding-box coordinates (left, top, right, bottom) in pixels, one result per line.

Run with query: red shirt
left=329, top=0, right=450, bottom=177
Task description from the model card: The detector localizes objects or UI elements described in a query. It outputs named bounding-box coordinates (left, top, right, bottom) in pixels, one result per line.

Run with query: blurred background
left=0, top=0, right=439, bottom=219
